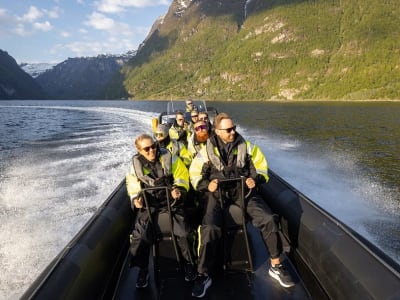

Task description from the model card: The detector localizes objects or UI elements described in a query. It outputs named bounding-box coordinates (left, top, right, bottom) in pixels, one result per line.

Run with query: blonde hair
left=134, top=133, right=153, bottom=150
left=213, top=112, right=231, bottom=129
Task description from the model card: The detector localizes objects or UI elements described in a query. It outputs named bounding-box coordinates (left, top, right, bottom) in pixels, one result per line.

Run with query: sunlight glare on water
left=0, top=105, right=155, bottom=299
left=0, top=100, right=399, bottom=299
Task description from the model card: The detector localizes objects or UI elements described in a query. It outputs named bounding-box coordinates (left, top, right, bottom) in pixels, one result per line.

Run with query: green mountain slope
left=105, top=0, right=400, bottom=100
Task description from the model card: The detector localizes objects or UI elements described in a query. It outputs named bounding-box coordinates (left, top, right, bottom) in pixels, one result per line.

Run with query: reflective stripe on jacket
left=165, top=140, right=192, bottom=167
left=189, top=138, right=269, bottom=191
left=168, top=123, right=190, bottom=141
left=126, top=148, right=189, bottom=200
left=187, top=133, right=206, bottom=158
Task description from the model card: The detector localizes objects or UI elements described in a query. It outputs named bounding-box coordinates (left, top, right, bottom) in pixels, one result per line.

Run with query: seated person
left=154, top=124, right=192, bottom=168
left=169, top=111, right=190, bottom=146
left=189, top=113, right=294, bottom=298
left=198, top=111, right=213, bottom=133
left=126, top=134, right=196, bottom=289
left=185, top=99, right=197, bottom=112
left=187, top=120, right=209, bottom=158
left=188, top=109, right=199, bottom=133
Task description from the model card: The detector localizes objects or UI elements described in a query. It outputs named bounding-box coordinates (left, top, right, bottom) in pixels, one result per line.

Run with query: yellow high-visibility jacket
left=126, top=148, right=189, bottom=201
left=164, top=139, right=192, bottom=168
left=189, top=135, right=269, bottom=191
left=187, top=133, right=207, bottom=159
left=169, top=122, right=190, bottom=142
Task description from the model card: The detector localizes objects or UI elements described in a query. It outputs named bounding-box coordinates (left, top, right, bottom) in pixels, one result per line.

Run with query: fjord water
left=0, top=100, right=399, bottom=299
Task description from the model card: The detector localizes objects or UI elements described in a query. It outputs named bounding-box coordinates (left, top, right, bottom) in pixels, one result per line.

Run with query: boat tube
left=21, top=104, right=400, bottom=299
left=20, top=170, right=400, bottom=300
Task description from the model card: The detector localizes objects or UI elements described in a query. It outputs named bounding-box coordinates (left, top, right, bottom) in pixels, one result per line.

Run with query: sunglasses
left=155, top=132, right=164, bottom=138
left=191, top=115, right=198, bottom=118
left=141, top=143, right=157, bottom=152
left=195, top=124, right=207, bottom=132
left=199, top=117, right=208, bottom=121
left=218, top=125, right=236, bottom=133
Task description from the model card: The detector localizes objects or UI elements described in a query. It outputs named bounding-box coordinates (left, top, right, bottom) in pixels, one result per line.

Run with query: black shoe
left=268, top=264, right=295, bottom=288
left=184, top=263, right=197, bottom=282
left=192, top=274, right=212, bottom=298
left=136, top=268, right=149, bottom=289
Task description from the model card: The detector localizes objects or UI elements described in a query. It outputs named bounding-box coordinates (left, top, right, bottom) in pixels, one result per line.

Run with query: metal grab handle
left=216, top=177, right=253, bottom=199
left=140, top=185, right=177, bottom=207
left=216, top=177, right=254, bottom=271
left=140, top=185, right=181, bottom=266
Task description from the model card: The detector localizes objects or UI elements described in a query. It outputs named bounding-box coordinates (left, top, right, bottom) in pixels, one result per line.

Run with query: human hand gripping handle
left=245, top=177, right=256, bottom=189
left=133, top=197, right=143, bottom=209
left=171, top=187, right=181, bottom=200
left=208, top=179, right=219, bottom=192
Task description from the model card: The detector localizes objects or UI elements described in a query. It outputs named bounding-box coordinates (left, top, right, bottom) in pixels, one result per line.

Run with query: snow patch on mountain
left=175, top=0, right=193, bottom=17
left=20, top=63, right=57, bottom=78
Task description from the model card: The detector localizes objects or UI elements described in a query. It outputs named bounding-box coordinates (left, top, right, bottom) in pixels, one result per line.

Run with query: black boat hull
left=21, top=171, right=400, bottom=300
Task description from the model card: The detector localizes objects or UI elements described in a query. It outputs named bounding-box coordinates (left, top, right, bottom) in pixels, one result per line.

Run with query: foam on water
left=0, top=105, right=155, bottom=299
left=0, top=104, right=399, bottom=299
left=251, top=132, right=399, bottom=262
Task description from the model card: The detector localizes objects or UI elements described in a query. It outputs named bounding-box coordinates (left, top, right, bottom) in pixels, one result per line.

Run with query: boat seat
left=222, top=204, right=253, bottom=272
left=140, top=188, right=185, bottom=281
left=152, top=211, right=182, bottom=280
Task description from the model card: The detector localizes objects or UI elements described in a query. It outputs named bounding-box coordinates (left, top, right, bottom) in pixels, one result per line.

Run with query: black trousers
left=129, top=205, right=193, bottom=269
left=197, top=189, right=281, bottom=274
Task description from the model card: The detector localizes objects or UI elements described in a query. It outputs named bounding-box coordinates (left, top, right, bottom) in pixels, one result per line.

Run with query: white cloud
left=14, top=24, right=29, bottom=36
left=0, top=8, right=7, bottom=16
left=95, top=0, right=171, bottom=13
left=19, top=6, right=43, bottom=23
left=84, top=12, right=138, bottom=37
left=85, top=12, right=115, bottom=30
left=60, top=31, right=71, bottom=38
left=33, top=21, right=52, bottom=32
left=44, top=7, right=61, bottom=19
left=9, top=5, right=55, bottom=36
left=53, top=38, right=137, bottom=57
left=50, top=18, right=148, bottom=58
left=0, top=9, right=13, bottom=36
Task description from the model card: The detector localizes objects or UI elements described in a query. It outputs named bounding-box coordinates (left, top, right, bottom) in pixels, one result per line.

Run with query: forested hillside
left=104, top=0, right=400, bottom=100
left=36, top=54, right=132, bottom=100
left=0, top=50, right=46, bottom=100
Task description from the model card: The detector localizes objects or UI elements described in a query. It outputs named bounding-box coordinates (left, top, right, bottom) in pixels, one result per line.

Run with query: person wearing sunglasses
left=154, top=124, right=192, bottom=168
left=185, top=99, right=197, bottom=112
left=169, top=111, right=190, bottom=146
left=188, top=109, right=199, bottom=133
left=126, top=134, right=197, bottom=289
left=190, top=109, right=199, bottom=124
left=187, top=120, right=209, bottom=158
left=198, top=111, right=213, bottom=133
left=189, top=113, right=294, bottom=298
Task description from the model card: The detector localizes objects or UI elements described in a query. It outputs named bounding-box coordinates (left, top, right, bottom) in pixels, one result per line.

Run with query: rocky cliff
left=0, top=50, right=46, bottom=100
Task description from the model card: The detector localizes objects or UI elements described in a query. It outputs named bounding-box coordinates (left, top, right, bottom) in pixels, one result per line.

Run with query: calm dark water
left=218, top=101, right=400, bottom=191
left=130, top=100, right=400, bottom=198
left=0, top=100, right=399, bottom=299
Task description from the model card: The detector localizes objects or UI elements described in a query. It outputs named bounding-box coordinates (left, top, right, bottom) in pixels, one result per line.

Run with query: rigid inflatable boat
left=21, top=105, right=400, bottom=300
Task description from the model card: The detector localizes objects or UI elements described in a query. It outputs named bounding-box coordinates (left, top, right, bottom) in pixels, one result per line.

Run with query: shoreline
left=128, top=98, right=400, bottom=102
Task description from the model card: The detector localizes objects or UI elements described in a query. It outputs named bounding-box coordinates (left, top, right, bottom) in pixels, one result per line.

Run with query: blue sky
left=0, top=0, right=173, bottom=64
